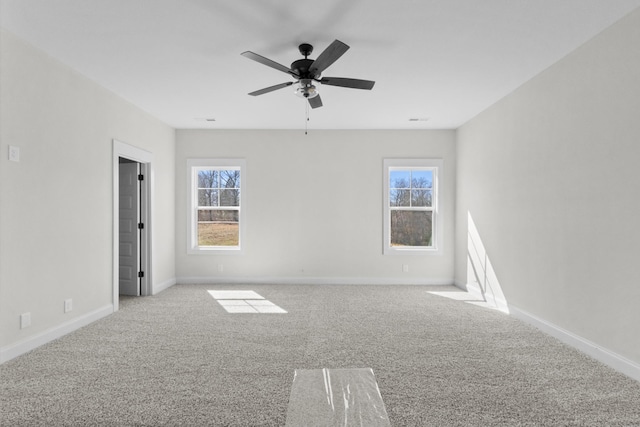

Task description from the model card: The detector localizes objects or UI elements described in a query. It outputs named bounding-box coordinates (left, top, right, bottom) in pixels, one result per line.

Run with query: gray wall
left=175, top=130, right=456, bottom=284
left=0, top=30, right=176, bottom=356
left=455, top=9, right=640, bottom=364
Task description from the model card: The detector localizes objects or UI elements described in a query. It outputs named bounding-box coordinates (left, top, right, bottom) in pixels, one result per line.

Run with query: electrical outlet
left=20, top=312, right=31, bottom=329
left=64, top=299, right=73, bottom=313
left=8, top=146, right=20, bottom=162
left=402, top=264, right=409, bottom=273
left=217, top=264, right=224, bottom=272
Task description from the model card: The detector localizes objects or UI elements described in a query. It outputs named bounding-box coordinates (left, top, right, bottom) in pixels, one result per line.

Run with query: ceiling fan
left=241, top=39, right=375, bottom=109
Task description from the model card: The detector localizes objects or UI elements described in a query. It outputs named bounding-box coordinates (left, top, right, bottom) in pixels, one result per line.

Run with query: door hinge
left=138, top=174, right=144, bottom=181
left=138, top=223, right=144, bottom=230
left=138, top=271, right=144, bottom=278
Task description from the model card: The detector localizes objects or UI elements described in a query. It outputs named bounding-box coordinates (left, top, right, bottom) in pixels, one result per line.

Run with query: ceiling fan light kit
left=295, top=79, right=319, bottom=99
left=241, top=39, right=375, bottom=110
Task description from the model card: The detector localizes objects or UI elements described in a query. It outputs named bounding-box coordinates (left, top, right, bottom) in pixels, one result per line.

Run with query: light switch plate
left=20, top=312, right=31, bottom=329
left=9, top=146, right=20, bottom=162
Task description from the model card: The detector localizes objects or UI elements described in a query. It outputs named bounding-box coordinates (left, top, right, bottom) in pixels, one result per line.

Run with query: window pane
left=220, top=189, right=240, bottom=206
left=197, top=209, right=239, bottom=246
left=198, top=189, right=218, bottom=206
left=390, top=210, right=433, bottom=247
left=411, top=189, right=432, bottom=207
left=390, top=189, right=410, bottom=207
left=390, top=170, right=410, bottom=189
left=220, top=170, right=240, bottom=189
left=411, top=170, right=433, bottom=189
left=198, top=222, right=239, bottom=246
left=198, top=170, right=218, bottom=188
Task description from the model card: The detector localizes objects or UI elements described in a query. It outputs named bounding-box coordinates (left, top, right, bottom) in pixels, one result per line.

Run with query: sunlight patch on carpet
left=207, top=290, right=264, bottom=300
left=208, top=290, right=287, bottom=313
left=428, top=290, right=483, bottom=302
left=427, top=290, right=508, bottom=313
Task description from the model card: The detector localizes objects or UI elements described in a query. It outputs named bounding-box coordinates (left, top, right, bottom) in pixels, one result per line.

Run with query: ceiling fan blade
left=319, top=77, right=375, bottom=90
left=248, top=81, right=294, bottom=96
left=241, top=51, right=299, bottom=77
left=308, top=94, right=323, bottom=109
left=309, top=40, right=349, bottom=75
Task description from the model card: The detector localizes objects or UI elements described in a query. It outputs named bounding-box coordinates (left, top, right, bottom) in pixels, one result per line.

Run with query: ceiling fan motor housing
left=291, top=59, right=319, bottom=79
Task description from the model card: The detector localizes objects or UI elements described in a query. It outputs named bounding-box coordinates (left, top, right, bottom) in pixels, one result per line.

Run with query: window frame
left=187, top=158, right=246, bottom=255
left=383, top=158, right=443, bottom=255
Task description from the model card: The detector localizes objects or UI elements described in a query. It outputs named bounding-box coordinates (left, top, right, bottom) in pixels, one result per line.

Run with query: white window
left=187, top=159, right=246, bottom=254
left=383, top=159, right=443, bottom=255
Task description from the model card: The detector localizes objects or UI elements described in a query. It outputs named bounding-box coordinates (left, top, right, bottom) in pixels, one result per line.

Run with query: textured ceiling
left=2, top=0, right=639, bottom=129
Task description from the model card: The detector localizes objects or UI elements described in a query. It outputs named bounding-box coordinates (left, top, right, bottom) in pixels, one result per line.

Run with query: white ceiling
left=2, top=0, right=639, bottom=130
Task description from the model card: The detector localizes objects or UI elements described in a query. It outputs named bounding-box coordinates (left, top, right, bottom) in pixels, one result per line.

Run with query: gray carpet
left=1, top=284, right=639, bottom=426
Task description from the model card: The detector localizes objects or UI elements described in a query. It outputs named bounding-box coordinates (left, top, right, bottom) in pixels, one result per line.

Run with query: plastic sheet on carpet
left=285, top=368, right=391, bottom=426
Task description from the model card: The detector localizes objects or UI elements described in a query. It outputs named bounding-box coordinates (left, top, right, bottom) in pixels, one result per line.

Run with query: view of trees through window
left=197, top=169, right=240, bottom=246
left=389, top=169, right=434, bottom=247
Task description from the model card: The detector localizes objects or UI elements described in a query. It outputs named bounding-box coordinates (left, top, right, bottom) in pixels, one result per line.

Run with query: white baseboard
left=509, top=305, right=640, bottom=382
left=0, top=305, right=113, bottom=364
left=453, top=280, right=467, bottom=290
left=153, top=277, right=177, bottom=295
left=463, top=281, right=484, bottom=298
left=176, top=276, right=455, bottom=286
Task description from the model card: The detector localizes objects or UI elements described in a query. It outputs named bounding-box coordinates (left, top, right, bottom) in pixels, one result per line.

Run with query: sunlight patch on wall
left=465, top=211, right=509, bottom=313
left=208, top=290, right=287, bottom=313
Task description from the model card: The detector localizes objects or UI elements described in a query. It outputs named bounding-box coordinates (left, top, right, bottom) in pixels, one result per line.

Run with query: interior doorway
left=113, top=140, right=153, bottom=311
left=119, top=158, right=142, bottom=296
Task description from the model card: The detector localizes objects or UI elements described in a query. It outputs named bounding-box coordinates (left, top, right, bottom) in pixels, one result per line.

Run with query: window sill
left=383, top=247, right=442, bottom=256
left=187, top=247, right=243, bottom=255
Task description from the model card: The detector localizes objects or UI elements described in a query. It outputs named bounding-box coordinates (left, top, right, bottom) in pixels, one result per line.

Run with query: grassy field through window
left=198, top=222, right=239, bottom=246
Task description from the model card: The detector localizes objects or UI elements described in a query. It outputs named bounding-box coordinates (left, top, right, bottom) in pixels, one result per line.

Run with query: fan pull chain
left=305, top=101, right=309, bottom=135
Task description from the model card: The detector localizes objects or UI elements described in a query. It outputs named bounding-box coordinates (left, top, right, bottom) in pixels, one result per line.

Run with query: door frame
left=112, top=139, right=153, bottom=311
